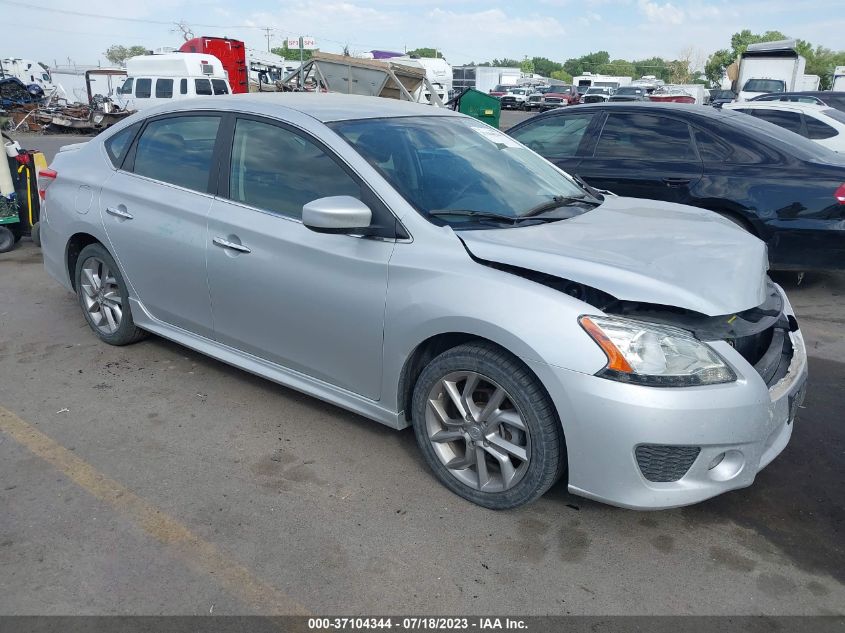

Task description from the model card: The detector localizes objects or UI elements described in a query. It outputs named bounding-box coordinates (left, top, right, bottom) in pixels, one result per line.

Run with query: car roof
left=131, top=92, right=461, bottom=123
left=527, top=101, right=728, bottom=119
left=725, top=101, right=832, bottom=114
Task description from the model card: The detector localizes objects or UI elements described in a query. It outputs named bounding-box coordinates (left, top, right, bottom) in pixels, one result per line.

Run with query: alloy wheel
left=80, top=256, right=123, bottom=334
left=425, top=371, right=531, bottom=493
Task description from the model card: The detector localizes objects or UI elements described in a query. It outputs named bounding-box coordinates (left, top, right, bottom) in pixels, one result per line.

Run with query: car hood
left=458, top=197, right=768, bottom=316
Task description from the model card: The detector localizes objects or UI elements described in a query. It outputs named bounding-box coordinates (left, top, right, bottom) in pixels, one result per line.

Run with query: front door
left=206, top=117, right=394, bottom=400
left=99, top=114, right=221, bottom=337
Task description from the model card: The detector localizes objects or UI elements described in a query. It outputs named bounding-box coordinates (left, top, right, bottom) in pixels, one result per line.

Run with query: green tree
left=550, top=69, right=572, bottom=82
left=104, top=45, right=149, bottom=65
left=632, top=57, right=671, bottom=82
left=490, top=58, right=521, bottom=68
left=406, top=47, right=442, bottom=58
left=563, top=51, right=610, bottom=76
left=270, top=44, right=316, bottom=62
left=530, top=56, right=563, bottom=77
left=604, top=59, right=635, bottom=77
left=520, top=57, right=535, bottom=74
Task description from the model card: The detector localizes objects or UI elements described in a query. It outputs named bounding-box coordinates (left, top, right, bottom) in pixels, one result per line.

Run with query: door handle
left=106, top=206, right=133, bottom=220
left=663, top=178, right=691, bottom=188
left=213, top=236, right=251, bottom=253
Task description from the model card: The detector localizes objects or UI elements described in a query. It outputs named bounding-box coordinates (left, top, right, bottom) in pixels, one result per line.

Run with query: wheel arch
left=66, top=232, right=104, bottom=290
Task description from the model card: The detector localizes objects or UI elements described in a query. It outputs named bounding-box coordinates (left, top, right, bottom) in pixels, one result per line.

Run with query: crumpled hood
left=459, top=196, right=768, bottom=316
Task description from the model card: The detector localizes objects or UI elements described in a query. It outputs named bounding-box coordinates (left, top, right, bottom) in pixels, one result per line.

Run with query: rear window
left=751, top=109, right=803, bottom=135
left=211, top=79, right=229, bottom=95
left=195, top=79, right=212, bottom=95
left=135, top=78, right=151, bottom=98
left=595, top=113, right=695, bottom=161
left=104, top=122, right=140, bottom=168
left=155, top=78, right=173, bottom=98
left=805, top=115, right=838, bottom=140
left=131, top=116, right=221, bottom=191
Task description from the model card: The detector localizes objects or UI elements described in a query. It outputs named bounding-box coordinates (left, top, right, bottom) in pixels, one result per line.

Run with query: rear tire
left=0, top=226, right=15, bottom=253
left=74, top=243, right=147, bottom=346
left=31, top=222, right=41, bottom=247
left=411, top=341, right=565, bottom=509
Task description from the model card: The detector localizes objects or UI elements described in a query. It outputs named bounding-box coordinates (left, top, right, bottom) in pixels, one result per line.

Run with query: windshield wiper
left=429, top=209, right=522, bottom=224
left=520, top=194, right=597, bottom=218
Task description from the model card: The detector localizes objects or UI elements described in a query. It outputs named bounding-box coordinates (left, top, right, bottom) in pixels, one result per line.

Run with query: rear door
left=99, top=113, right=222, bottom=337
left=574, top=110, right=703, bottom=204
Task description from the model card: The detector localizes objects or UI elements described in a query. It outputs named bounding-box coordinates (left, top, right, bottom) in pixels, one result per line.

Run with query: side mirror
left=302, top=196, right=373, bottom=234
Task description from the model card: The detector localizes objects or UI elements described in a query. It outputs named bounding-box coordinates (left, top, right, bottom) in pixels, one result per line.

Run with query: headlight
left=579, top=315, right=736, bottom=387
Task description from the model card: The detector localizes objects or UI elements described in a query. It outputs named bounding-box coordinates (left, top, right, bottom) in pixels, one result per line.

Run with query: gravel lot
left=0, top=132, right=842, bottom=616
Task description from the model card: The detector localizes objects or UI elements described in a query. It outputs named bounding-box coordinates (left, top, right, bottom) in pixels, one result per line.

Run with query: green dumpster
left=451, top=88, right=501, bottom=129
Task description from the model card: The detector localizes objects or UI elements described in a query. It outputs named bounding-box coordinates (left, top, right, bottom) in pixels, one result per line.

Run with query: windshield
left=329, top=116, right=593, bottom=226
left=492, top=85, right=509, bottom=92
left=615, top=87, right=641, bottom=95
left=744, top=79, right=785, bottom=93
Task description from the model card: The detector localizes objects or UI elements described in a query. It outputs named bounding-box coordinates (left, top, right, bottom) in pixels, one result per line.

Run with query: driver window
left=228, top=118, right=362, bottom=219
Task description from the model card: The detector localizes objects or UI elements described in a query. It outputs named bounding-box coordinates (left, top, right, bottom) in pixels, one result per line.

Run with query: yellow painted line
left=0, top=405, right=309, bottom=615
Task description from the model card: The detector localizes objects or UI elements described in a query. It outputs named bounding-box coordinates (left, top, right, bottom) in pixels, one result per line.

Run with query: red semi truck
left=179, top=37, right=248, bottom=94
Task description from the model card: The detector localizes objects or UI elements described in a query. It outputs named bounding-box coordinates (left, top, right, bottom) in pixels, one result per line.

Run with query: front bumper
left=532, top=289, right=808, bottom=510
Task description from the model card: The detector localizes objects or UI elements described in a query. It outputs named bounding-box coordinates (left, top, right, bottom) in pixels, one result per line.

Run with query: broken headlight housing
left=579, top=315, right=736, bottom=387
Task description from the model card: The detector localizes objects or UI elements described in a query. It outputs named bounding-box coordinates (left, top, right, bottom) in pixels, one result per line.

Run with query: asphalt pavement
left=0, top=131, right=842, bottom=616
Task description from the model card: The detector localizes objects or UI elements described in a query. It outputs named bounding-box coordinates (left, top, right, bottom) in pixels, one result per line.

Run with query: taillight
left=836, top=183, right=845, bottom=205
left=37, top=168, right=57, bottom=201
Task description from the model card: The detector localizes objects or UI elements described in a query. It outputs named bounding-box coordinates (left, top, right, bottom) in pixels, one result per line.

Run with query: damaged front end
left=480, top=259, right=797, bottom=389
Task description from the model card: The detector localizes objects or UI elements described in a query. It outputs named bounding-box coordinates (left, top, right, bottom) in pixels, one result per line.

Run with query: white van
left=116, top=53, right=231, bottom=111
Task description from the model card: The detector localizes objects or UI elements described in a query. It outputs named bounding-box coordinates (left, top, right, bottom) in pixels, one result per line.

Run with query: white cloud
left=637, top=0, right=685, bottom=24
left=426, top=8, right=565, bottom=38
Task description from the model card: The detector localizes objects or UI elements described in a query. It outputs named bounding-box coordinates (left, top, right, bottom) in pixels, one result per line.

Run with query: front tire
left=0, top=226, right=14, bottom=253
left=411, top=342, right=565, bottom=509
left=74, top=243, right=147, bottom=346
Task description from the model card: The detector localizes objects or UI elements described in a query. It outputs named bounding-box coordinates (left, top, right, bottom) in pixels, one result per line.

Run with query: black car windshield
left=330, top=116, right=595, bottom=226
left=744, top=79, right=786, bottom=93
left=615, top=87, right=642, bottom=95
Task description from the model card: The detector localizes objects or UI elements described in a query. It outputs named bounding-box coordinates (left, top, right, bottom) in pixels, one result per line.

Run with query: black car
left=750, top=91, right=845, bottom=113
left=609, top=86, right=648, bottom=102
left=709, top=89, right=736, bottom=108
left=507, top=102, right=845, bottom=270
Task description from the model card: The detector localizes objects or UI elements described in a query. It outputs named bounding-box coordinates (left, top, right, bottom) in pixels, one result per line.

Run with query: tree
left=604, top=59, right=635, bottom=77
left=406, top=47, right=442, bottom=58
left=530, top=56, right=563, bottom=78
left=563, top=51, right=610, bottom=77
left=270, top=44, right=316, bottom=62
left=490, top=58, right=521, bottom=68
left=550, top=69, right=572, bottom=82
left=632, top=57, right=671, bottom=82
left=520, top=57, right=535, bottom=75
left=104, top=45, right=149, bottom=65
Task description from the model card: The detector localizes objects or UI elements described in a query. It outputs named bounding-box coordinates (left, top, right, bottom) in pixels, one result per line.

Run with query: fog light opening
left=708, top=453, right=726, bottom=470
left=707, top=449, right=744, bottom=482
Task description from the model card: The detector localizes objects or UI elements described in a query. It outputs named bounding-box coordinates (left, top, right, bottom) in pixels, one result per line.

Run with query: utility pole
left=264, top=27, right=273, bottom=52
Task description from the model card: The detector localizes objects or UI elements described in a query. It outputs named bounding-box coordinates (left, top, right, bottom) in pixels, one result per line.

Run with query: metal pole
left=299, top=36, right=304, bottom=90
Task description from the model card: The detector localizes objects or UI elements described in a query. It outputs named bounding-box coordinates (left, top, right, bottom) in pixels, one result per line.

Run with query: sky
left=2, top=0, right=844, bottom=69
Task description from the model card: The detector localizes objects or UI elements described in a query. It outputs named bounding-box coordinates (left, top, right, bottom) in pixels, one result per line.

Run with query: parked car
left=525, top=85, right=556, bottom=111
left=750, top=91, right=845, bottom=114
left=40, top=94, right=808, bottom=510
left=709, top=89, right=736, bottom=108
left=499, top=87, right=530, bottom=110
left=609, top=86, right=648, bottom=102
left=507, top=102, right=845, bottom=271
left=581, top=87, right=613, bottom=104
left=488, top=84, right=513, bottom=98
left=539, top=88, right=579, bottom=111
left=724, top=101, right=845, bottom=153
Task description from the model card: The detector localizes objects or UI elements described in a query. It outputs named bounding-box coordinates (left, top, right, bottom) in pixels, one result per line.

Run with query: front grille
left=544, top=97, right=562, bottom=104
left=635, top=445, right=700, bottom=482
left=529, top=96, right=542, bottom=102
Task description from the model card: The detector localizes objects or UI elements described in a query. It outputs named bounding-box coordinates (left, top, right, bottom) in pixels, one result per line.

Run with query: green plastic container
left=454, top=88, right=501, bottom=129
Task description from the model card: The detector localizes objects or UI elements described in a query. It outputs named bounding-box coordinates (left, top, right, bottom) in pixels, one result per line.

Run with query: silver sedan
left=39, top=93, right=807, bottom=509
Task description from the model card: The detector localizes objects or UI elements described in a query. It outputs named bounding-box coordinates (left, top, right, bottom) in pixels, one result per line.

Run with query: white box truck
left=833, top=66, right=845, bottom=92
left=736, top=40, right=811, bottom=101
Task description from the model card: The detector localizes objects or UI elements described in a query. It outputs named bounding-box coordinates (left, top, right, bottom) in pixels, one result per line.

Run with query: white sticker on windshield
left=470, top=126, right=521, bottom=148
